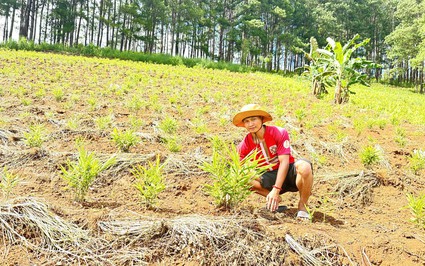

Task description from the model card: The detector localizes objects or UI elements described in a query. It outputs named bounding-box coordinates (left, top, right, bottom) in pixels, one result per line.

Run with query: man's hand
left=266, top=188, right=281, bottom=212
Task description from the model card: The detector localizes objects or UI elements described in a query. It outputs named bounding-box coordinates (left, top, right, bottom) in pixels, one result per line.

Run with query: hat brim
left=233, top=110, right=272, bottom=127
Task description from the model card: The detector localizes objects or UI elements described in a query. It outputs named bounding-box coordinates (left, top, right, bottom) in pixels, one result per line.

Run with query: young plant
left=126, top=96, right=146, bottom=112
left=129, top=114, right=144, bottom=130
left=303, top=205, right=315, bottom=223
left=200, top=139, right=271, bottom=209
left=61, top=145, right=116, bottom=202
left=395, top=127, right=407, bottom=147
left=95, top=115, right=113, bottom=131
left=52, top=87, right=64, bottom=101
left=21, top=98, right=32, bottom=106
left=317, top=194, right=336, bottom=222
left=163, top=136, right=182, bottom=152
left=111, top=128, right=140, bottom=152
left=158, top=117, right=178, bottom=134
left=406, top=193, right=425, bottom=229
left=23, top=124, right=47, bottom=148
left=409, top=150, right=425, bottom=175
left=192, top=118, right=209, bottom=134
left=87, top=96, right=98, bottom=111
left=132, top=155, right=166, bottom=208
left=66, top=115, right=81, bottom=130
left=0, top=167, right=20, bottom=200
left=359, top=145, right=381, bottom=168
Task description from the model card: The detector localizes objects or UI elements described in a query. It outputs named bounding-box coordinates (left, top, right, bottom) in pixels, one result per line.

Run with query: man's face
left=242, top=116, right=262, bottom=133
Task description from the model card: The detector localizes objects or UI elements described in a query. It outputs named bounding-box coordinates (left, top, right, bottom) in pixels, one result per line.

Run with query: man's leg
left=295, top=160, right=313, bottom=212
left=250, top=178, right=271, bottom=197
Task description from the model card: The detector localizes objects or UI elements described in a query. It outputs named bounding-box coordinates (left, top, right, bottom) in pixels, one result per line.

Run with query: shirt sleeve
left=237, top=138, right=249, bottom=160
left=276, top=128, right=291, bottom=155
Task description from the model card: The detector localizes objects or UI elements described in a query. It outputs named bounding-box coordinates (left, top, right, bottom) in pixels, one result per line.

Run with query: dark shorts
left=260, top=159, right=313, bottom=194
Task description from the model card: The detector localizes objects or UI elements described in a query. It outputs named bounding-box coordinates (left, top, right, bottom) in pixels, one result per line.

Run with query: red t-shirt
left=237, top=125, right=294, bottom=171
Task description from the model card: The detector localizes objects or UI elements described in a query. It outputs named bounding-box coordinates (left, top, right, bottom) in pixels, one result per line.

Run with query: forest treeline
left=0, top=0, right=424, bottom=85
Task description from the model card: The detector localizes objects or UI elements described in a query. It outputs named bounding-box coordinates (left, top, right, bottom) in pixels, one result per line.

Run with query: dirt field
left=1, top=50, right=425, bottom=265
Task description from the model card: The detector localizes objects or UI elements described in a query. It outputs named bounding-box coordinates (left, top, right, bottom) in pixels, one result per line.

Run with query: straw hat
left=232, top=104, right=272, bottom=127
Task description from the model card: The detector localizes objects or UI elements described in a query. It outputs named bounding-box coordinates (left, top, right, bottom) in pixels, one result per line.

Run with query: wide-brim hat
left=232, top=104, right=272, bottom=127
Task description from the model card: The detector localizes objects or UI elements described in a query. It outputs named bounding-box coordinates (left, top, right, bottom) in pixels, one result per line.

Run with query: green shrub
left=359, top=145, right=381, bottom=168
left=409, top=150, right=425, bottom=175
left=163, top=136, right=182, bottom=152
left=95, top=115, right=113, bottom=131
left=52, top=87, right=64, bottom=101
left=132, top=155, right=166, bottom=208
left=23, top=124, right=47, bottom=148
left=406, top=193, right=425, bottom=229
left=200, top=138, right=270, bottom=209
left=395, top=127, right=407, bottom=147
left=0, top=167, right=20, bottom=200
left=111, top=128, right=140, bottom=152
left=61, top=146, right=116, bottom=202
left=158, top=117, right=178, bottom=134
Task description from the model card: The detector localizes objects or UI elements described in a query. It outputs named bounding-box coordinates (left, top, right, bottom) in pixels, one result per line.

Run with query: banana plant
left=300, top=37, right=332, bottom=98
left=316, top=34, right=375, bottom=104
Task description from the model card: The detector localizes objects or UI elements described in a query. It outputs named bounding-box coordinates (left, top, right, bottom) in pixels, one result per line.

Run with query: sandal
left=296, top=210, right=310, bottom=220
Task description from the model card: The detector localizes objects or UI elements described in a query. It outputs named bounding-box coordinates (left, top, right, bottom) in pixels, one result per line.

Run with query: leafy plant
left=317, top=194, right=336, bottom=222
left=299, top=37, right=329, bottom=98
left=95, top=115, right=113, bottom=131
left=395, top=127, right=407, bottom=147
left=158, top=117, right=178, bottom=134
left=126, top=96, right=146, bottom=112
left=132, top=155, right=166, bottom=208
left=129, top=114, right=144, bottom=130
left=359, top=145, right=382, bottom=168
left=23, top=124, right=47, bottom=148
left=61, top=145, right=116, bottom=202
left=52, top=87, right=64, bottom=101
left=87, top=96, right=98, bottom=111
left=303, top=35, right=376, bottom=103
left=21, top=98, right=32, bottom=106
left=200, top=139, right=271, bottom=209
left=163, top=136, right=182, bottom=152
left=406, top=193, right=425, bottom=229
left=0, top=167, right=20, bottom=200
left=409, top=149, right=425, bottom=175
left=66, top=115, right=81, bottom=130
left=192, top=118, right=209, bottom=134
left=111, top=128, right=140, bottom=152
left=303, top=205, right=315, bottom=223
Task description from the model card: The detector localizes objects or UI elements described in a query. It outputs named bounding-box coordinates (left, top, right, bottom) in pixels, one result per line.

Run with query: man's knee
left=296, top=160, right=313, bottom=178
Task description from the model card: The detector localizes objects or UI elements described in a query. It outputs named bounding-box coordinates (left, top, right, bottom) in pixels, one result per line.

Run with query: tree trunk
left=85, top=0, right=89, bottom=45
left=160, top=22, right=165, bottom=54
left=334, top=80, right=342, bottom=104
left=29, top=0, right=37, bottom=41
left=3, top=13, right=9, bottom=41
left=38, top=0, right=45, bottom=44
left=90, top=0, right=96, bottom=44
left=75, top=1, right=83, bottom=45
left=97, top=0, right=104, bottom=46
left=9, top=3, right=17, bottom=40
left=43, top=0, right=49, bottom=43
left=19, top=0, right=30, bottom=38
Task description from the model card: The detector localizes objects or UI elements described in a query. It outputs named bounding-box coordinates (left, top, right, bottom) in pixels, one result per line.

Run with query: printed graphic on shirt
left=283, top=140, right=290, bottom=149
left=270, top=145, right=277, bottom=155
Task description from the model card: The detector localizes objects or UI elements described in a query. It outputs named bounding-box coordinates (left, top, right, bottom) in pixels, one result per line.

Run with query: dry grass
left=99, top=214, right=290, bottom=265
left=334, top=171, right=381, bottom=207
left=0, top=197, right=147, bottom=265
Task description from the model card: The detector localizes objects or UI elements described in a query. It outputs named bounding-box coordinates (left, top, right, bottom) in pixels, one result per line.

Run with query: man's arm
left=266, top=154, right=290, bottom=211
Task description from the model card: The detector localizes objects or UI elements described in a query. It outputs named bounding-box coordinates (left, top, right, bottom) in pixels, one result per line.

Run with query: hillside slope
left=0, top=50, right=425, bottom=265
